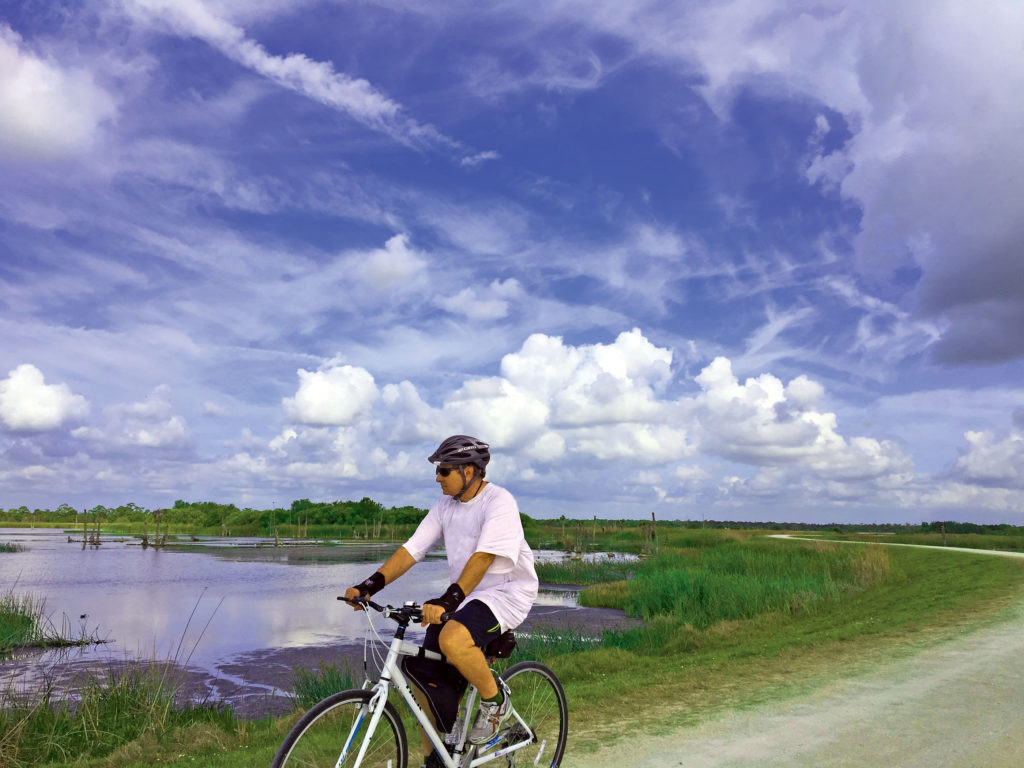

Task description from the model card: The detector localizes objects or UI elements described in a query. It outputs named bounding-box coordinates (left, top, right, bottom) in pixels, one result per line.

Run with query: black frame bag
left=401, top=649, right=469, bottom=733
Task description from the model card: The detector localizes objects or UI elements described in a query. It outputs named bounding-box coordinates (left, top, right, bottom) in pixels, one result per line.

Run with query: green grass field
left=4, top=530, right=1024, bottom=767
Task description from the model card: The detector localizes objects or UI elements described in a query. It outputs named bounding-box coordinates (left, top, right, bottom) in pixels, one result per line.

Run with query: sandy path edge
left=564, top=540, right=1024, bottom=768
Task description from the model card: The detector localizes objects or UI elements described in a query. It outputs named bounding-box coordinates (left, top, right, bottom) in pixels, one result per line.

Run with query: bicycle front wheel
left=271, top=689, right=408, bottom=768
left=500, top=660, right=568, bottom=768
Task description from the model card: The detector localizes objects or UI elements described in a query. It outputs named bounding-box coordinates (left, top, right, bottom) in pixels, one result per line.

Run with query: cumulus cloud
left=260, top=330, right=916, bottom=502
left=350, top=234, right=426, bottom=290
left=282, top=364, right=379, bottom=426
left=436, top=279, right=524, bottom=321
left=390, top=330, right=688, bottom=465
left=0, top=24, right=116, bottom=159
left=71, top=386, right=187, bottom=447
left=380, top=381, right=452, bottom=444
left=692, top=356, right=912, bottom=489
left=0, top=364, right=90, bottom=431
left=954, top=422, right=1024, bottom=489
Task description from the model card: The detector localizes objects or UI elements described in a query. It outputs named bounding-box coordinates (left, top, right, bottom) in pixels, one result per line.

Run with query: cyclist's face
left=436, top=464, right=473, bottom=496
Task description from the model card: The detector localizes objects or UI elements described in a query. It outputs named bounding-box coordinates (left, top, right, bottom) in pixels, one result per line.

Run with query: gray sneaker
left=468, top=683, right=512, bottom=745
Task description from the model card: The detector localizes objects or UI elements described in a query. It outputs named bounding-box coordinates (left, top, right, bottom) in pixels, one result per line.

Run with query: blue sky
left=2, top=0, right=1023, bottom=523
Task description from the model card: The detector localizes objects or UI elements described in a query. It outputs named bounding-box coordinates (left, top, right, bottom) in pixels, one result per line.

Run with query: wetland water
left=0, top=528, right=637, bottom=716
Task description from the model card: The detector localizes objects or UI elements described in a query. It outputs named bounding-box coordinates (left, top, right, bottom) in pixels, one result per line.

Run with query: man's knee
left=438, top=620, right=476, bottom=657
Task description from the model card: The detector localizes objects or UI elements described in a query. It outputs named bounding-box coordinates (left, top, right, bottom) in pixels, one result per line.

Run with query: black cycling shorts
left=423, top=599, right=502, bottom=653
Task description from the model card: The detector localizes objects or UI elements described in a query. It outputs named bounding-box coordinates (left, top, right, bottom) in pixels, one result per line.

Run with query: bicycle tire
left=271, top=688, right=408, bottom=768
left=499, top=660, right=568, bottom=768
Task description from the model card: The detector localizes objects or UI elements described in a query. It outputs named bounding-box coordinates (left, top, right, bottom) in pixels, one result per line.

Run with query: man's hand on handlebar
left=421, top=602, right=446, bottom=626
left=342, top=587, right=365, bottom=609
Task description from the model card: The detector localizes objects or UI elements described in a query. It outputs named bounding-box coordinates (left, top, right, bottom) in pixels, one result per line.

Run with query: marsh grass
left=534, top=559, right=635, bottom=585
left=0, top=542, right=24, bottom=553
left=510, top=628, right=596, bottom=663
left=0, top=663, right=236, bottom=767
left=620, top=540, right=891, bottom=630
left=290, top=662, right=356, bottom=709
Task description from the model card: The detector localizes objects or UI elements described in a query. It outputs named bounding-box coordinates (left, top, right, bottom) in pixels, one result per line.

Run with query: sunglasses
left=435, top=466, right=458, bottom=477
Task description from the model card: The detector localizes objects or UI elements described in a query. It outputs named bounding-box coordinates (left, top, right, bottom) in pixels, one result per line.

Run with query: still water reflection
left=0, top=528, right=581, bottom=691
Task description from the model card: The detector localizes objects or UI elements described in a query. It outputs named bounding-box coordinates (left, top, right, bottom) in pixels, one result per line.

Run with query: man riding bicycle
left=344, top=435, right=539, bottom=766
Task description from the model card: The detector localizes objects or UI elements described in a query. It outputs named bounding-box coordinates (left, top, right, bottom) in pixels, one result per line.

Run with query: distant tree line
left=0, top=503, right=1020, bottom=536
left=0, top=498, right=430, bottom=533
left=547, top=515, right=1024, bottom=535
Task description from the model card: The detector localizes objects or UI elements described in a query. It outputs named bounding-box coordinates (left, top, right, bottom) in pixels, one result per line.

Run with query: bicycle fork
left=341, top=687, right=391, bottom=768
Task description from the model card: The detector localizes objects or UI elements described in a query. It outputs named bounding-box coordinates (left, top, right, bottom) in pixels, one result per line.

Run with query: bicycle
left=271, top=596, right=568, bottom=768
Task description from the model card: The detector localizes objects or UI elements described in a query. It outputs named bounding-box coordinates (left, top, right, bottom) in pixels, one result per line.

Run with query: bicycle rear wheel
left=499, top=660, right=568, bottom=768
left=271, top=689, right=408, bottom=768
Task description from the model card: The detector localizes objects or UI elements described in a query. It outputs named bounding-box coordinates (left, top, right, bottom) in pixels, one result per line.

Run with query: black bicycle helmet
left=428, top=435, right=490, bottom=470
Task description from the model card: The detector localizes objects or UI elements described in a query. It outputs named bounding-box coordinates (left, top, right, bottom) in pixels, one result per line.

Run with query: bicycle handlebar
left=337, top=596, right=453, bottom=625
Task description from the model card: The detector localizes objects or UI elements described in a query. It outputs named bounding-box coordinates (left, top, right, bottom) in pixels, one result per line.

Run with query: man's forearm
left=454, top=551, right=496, bottom=595
left=378, top=546, right=416, bottom=584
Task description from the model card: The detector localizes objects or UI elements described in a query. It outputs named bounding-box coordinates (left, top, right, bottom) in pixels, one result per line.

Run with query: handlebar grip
left=338, top=595, right=384, bottom=612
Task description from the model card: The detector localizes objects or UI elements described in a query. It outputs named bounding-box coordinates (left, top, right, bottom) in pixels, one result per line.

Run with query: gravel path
left=566, top=542, right=1024, bottom=768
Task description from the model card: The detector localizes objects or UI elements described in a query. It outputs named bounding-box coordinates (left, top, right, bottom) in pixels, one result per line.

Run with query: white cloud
left=0, top=364, right=90, bottom=431
left=351, top=234, right=426, bottom=290
left=380, top=381, right=452, bottom=444
left=500, top=329, right=673, bottom=425
left=282, top=364, right=379, bottom=426
left=436, top=278, right=524, bottom=321
left=955, top=427, right=1024, bottom=489
left=692, top=356, right=911, bottom=484
left=445, top=376, right=554, bottom=451
left=126, top=0, right=457, bottom=150
left=460, top=150, right=501, bottom=167
left=0, top=24, right=116, bottom=159
left=203, top=401, right=230, bottom=417
left=71, top=386, right=187, bottom=447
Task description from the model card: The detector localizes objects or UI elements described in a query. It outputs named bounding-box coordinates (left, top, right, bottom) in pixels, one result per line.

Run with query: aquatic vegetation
left=0, top=591, right=98, bottom=653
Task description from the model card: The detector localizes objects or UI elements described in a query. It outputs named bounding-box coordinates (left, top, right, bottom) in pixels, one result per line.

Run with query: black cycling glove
left=351, top=571, right=386, bottom=598
left=425, top=582, right=466, bottom=615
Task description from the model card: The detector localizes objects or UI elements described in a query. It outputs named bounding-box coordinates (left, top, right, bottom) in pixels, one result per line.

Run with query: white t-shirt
left=402, top=483, right=538, bottom=632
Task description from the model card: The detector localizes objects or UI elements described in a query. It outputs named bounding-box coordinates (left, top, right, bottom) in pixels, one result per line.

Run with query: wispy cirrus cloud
left=124, top=0, right=478, bottom=158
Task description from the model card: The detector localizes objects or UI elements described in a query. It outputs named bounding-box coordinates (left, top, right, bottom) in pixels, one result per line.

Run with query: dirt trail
left=566, top=543, right=1024, bottom=768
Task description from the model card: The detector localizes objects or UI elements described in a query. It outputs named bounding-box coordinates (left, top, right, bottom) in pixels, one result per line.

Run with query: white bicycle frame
left=343, top=618, right=542, bottom=768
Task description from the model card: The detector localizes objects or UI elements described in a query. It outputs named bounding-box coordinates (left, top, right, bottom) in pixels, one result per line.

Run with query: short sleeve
left=475, top=490, right=523, bottom=571
left=402, top=504, right=443, bottom=562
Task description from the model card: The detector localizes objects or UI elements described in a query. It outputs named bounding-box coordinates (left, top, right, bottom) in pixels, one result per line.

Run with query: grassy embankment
left=4, top=528, right=1024, bottom=767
